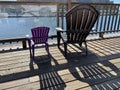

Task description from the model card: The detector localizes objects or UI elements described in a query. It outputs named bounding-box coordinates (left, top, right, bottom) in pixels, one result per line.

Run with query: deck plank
left=0, top=37, right=120, bottom=90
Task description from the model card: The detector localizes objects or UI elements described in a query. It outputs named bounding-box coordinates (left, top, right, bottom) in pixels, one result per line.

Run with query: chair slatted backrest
left=31, top=27, right=49, bottom=44
left=66, top=4, right=99, bottom=43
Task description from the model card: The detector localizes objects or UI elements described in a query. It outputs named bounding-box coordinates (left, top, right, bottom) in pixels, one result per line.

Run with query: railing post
left=67, top=0, right=72, bottom=10
left=57, top=30, right=61, bottom=48
left=22, top=39, right=27, bottom=49
left=56, top=3, right=59, bottom=27
left=99, top=32, right=104, bottom=38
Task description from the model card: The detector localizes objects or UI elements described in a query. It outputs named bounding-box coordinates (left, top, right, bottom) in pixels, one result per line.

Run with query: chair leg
left=32, top=45, right=35, bottom=59
left=84, top=41, right=88, bottom=56
left=28, top=40, right=32, bottom=59
left=57, top=36, right=61, bottom=48
left=45, top=43, right=50, bottom=56
left=64, top=42, right=67, bottom=57
left=79, top=43, right=82, bottom=47
left=57, top=31, right=61, bottom=48
left=29, top=46, right=32, bottom=58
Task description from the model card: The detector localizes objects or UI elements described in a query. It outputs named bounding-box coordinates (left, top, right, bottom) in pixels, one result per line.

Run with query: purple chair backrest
left=31, top=27, right=50, bottom=44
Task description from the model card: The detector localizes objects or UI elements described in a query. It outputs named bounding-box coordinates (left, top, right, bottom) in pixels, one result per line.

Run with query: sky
left=0, top=0, right=119, bottom=4
left=110, top=0, right=120, bottom=3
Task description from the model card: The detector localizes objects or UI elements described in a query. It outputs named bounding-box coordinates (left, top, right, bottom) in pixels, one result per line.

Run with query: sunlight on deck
left=0, top=36, right=120, bottom=90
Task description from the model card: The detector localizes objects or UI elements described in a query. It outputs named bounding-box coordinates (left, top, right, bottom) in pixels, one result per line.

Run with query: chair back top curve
left=31, top=27, right=50, bottom=44
left=66, top=4, right=99, bottom=43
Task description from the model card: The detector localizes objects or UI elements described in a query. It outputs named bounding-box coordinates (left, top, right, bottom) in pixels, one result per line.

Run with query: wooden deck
left=0, top=36, right=120, bottom=90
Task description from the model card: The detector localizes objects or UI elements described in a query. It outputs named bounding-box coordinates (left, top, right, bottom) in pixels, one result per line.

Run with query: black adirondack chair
left=56, top=4, right=99, bottom=57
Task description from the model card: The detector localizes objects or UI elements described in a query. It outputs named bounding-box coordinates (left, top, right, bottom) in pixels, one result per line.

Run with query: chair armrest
left=91, top=28, right=96, bottom=32
left=56, top=27, right=65, bottom=32
left=26, top=35, right=34, bottom=46
left=26, top=35, right=31, bottom=39
left=26, top=35, right=32, bottom=42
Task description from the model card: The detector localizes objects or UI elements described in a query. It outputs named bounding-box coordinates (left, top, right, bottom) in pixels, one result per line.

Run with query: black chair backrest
left=66, top=4, right=99, bottom=43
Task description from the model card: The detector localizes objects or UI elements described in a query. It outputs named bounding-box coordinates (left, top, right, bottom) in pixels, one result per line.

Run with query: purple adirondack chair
left=27, top=27, right=50, bottom=59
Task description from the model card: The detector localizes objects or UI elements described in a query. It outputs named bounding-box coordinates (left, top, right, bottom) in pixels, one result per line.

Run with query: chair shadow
left=58, top=44, right=90, bottom=59
left=29, top=54, right=66, bottom=90
left=58, top=43, right=120, bottom=89
left=68, top=59, right=119, bottom=89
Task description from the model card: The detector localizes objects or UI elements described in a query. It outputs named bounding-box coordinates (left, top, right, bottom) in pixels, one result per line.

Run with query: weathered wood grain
left=0, top=37, right=120, bottom=90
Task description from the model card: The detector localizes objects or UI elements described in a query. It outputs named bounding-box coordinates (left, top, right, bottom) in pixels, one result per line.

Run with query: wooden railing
left=0, top=1, right=119, bottom=49
left=93, top=4, right=120, bottom=38
left=58, top=3, right=120, bottom=38
left=0, top=38, right=27, bottom=49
